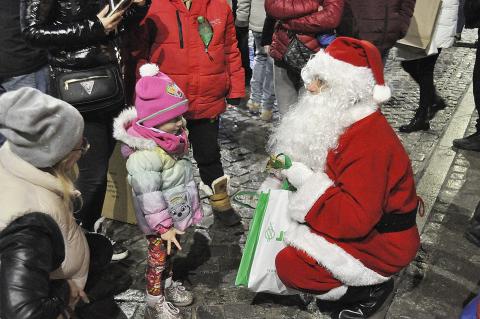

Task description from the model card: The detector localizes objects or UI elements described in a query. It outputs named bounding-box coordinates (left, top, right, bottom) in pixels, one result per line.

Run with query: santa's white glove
left=281, top=161, right=314, bottom=188
left=258, top=176, right=283, bottom=193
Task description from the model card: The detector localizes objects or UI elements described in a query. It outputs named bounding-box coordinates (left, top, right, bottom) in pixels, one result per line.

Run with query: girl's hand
left=67, top=280, right=89, bottom=309
left=97, top=5, right=124, bottom=34
left=160, top=228, right=185, bottom=255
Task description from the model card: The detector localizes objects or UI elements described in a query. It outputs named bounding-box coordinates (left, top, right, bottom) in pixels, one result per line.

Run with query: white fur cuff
left=289, top=172, right=333, bottom=222
left=316, top=285, right=348, bottom=301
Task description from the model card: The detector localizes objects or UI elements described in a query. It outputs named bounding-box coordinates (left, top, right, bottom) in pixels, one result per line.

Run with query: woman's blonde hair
left=43, top=155, right=79, bottom=210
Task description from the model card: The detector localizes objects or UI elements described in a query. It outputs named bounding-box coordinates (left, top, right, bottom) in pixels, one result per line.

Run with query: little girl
left=113, top=63, right=203, bottom=319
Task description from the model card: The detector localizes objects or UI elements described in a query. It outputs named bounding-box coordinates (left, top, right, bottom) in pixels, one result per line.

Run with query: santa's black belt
left=375, top=208, right=417, bottom=233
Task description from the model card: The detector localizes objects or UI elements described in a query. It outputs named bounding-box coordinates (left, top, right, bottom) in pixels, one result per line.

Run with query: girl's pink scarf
left=132, top=122, right=189, bottom=156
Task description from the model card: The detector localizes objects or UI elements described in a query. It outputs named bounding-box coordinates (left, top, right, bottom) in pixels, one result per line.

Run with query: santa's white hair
left=268, top=50, right=379, bottom=172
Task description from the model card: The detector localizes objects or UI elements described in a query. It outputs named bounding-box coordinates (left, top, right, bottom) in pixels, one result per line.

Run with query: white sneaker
left=144, top=296, right=183, bottom=319
left=165, top=281, right=194, bottom=307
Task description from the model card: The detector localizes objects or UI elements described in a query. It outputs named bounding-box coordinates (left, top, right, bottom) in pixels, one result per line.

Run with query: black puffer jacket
left=465, top=0, right=480, bottom=28
left=0, top=212, right=69, bottom=319
left=20, top=0, right=149, bottom=69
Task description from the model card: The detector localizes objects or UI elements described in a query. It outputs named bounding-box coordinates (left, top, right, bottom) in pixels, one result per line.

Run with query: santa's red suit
left=268, top=37, right=421, bottom=302
left=275, top=110, right=420, bottom=299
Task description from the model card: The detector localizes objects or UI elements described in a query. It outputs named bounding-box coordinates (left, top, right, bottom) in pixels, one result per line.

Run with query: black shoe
left=428, top=97, right=447, bottom=120
left=93, top=217, right=129, bottom=261
left=399, top=108, right=430, bottom=133
left=333, top=279, right=394, bottom=319
left=453, top=132, right=480, bottom=151
left=465, top=219, right=480, bottom=248
left=215, top=208, right=242, bottom=227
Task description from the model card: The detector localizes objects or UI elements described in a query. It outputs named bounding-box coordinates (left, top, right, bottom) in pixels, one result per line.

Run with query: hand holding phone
left=97, top=5, right=124, bottom=34
left=107, top=0, right=133, bottom=17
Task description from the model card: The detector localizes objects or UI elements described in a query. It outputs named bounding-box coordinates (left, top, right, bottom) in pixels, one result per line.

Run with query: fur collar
left=113, top=107, right=157, bottom=150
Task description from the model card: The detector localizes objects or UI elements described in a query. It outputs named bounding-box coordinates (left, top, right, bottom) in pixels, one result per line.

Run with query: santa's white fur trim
left=289, top=172, right=333, bottom=223
left=113, top=107, right=157, bottom=150
left=315, top=285, right=348, bottom=301
left=373, top=85, right=391, bottom=104
left=139, top=63, right=160, bottom=77
left=286, top=224, right=390, bottom=286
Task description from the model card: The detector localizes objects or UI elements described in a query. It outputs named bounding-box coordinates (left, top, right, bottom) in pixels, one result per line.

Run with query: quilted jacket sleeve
left=126, top=150, right=173, bottom=233
left=265, top=0, right=320, bottom=20
left=281, top=0, right=344, bottom=33
left=20, top=0, right=106, bottom=48
left=235, top=0, right=251, bottom=28
left=0, top=213, right=70, bottom=319
left=224, top=8, right=245, bottom=99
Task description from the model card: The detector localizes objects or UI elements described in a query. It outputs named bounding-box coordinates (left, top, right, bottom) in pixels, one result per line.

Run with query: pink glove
left=281, top=161, right=314, bottom=188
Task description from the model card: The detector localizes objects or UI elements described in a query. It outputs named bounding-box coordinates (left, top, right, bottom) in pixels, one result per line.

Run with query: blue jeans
left=0, top=65, right=49, bottom=93
left=250, top=32, right=275, bottom=111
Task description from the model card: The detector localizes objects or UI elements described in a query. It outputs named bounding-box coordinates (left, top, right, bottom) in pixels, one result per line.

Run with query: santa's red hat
left=302, top=37, right=391, bottom=104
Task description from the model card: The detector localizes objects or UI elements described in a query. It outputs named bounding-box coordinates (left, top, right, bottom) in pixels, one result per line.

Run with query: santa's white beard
left=268, top=89, right=375, bottom=172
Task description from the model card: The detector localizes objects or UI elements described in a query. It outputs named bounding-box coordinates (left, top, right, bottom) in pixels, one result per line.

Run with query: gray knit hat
left=0, top=88, right=84, bottom=168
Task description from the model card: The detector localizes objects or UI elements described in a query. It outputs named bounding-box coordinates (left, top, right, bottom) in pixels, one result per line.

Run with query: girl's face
left=155, top=116, right=184, bottom=135
left=306, top=78, right=327, bottom=94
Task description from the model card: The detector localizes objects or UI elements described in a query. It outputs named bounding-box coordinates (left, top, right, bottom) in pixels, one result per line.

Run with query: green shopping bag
left=235, top=191, right=270, bottom=286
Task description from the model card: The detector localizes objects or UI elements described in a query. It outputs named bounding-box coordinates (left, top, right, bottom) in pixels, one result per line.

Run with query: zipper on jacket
left=64, top=75, right=109, bottom=90
left=176, top=10, right=184, bottom=49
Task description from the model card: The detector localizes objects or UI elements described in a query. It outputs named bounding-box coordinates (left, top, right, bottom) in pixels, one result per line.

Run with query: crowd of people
left=0, top=0, right=479, bottom=318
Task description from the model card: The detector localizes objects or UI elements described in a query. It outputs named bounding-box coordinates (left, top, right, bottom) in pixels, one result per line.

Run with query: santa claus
left=265, top=37, right=421, bottom=318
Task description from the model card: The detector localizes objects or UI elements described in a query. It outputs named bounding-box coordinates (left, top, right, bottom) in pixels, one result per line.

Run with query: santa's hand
left=281, top=162, right=313, bottom=188
left=258, top=176, right=283, bottom=193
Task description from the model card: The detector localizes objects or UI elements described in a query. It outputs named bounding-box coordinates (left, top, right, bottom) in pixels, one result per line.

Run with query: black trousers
left=401, top=49, right=442, bottom=112
left=474, top=30, right=480, bottom=130
left=75, top=114, right=117, bottom=231
left=187, top=118, right=224, bottom=187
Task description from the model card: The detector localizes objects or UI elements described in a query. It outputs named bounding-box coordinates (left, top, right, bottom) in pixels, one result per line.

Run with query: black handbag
left=283, top=32, right=316, bottom=72
left=50, top=64, right=125, bottom=113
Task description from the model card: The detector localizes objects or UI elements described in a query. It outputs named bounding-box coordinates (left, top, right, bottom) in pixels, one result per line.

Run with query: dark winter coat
left=0, top=0, right=47, bottom=79
left=464, top=0, right=480, bottom=28
left=337, top=0, right=416, bottom=53
left=0, top=212, right=69, bottom=319
left=20, top=0, right=149, bottom=69
left=265, top=0, right=344, bottom=63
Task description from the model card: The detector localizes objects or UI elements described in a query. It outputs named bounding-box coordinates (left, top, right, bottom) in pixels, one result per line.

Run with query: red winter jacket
left=132, top=0, right=245, bottom=119
left=265, top=0, right=344, bottom=63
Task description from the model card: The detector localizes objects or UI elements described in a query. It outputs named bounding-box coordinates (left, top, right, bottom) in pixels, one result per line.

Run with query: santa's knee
left=275, top=246, right=300, bottom=286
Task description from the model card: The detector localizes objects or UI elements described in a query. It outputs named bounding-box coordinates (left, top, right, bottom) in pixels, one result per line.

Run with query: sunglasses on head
left=72, top=137, right=90, bottom=156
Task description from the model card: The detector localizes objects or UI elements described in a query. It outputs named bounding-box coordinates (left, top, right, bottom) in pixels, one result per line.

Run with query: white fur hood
left=113, top=107, right=157, bottom=150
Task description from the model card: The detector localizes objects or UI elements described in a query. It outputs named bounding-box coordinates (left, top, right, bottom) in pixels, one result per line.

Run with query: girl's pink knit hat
left=135, top=64, right=188, bottom=128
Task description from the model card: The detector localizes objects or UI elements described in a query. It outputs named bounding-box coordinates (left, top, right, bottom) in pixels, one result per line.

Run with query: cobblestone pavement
left=103, top=30, right=479, bottom=319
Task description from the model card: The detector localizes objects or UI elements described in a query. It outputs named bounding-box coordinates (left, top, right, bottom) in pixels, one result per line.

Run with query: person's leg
left=248, top=32, right=267, bottom=113
left=456, top=0, right=465, bottom=38
left=186, top=119, right=223, bottom=186
left=146, top=236, right=168, bottom=303
left=399, top=53, right=440, bottom=132
left=187, top=118, right=241, bottom=226
left=1, top=65, right=49, bottom=92
left=75, top=117, right=116, bottom=231
left=275, top=246, right=343, bottom=294
left=260, top=55, right=276, bottom=121
left=453, top=32, right=480, bottom=150
left=274, top=64, right=300, bottom=115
